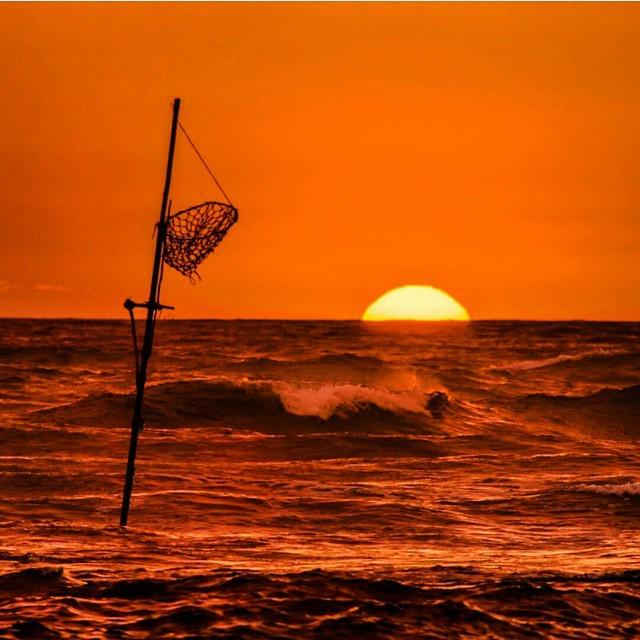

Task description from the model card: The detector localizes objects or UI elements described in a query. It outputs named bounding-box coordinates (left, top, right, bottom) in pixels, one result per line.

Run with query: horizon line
left=0, top=316, right=638, bottom=323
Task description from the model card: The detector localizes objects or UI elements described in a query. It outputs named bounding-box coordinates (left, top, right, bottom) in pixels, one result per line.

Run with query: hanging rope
left=178, top=121, right=234, bottom=206
left=124, top=299, right=141, bottom=387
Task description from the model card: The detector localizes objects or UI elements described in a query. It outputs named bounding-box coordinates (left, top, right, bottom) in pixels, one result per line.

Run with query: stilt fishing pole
left=119, top=98, right=238, bottom=526
left=120, top=98, right=181, bottom=527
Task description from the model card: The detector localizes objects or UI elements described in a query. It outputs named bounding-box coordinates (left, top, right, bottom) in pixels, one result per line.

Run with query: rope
left=178, top=121, right=234, bottom=206
left=126, top=305, right=141, bottom=388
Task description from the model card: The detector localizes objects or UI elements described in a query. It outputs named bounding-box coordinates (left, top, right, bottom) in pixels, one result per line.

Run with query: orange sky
left=1, top=2, right=639, bottom=320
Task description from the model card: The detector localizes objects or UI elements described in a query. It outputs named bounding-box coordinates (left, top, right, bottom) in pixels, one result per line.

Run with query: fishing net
left=163, top=201, right=238, bottom=280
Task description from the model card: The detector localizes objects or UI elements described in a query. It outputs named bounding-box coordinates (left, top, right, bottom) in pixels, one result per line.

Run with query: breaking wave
left=276, top=381, right=428, bottom=419
left=34, top=379, right=451, bottom=434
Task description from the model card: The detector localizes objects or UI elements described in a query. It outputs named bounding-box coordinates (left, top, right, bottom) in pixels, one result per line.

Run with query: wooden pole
left=120, top=98, right=181, bottom=527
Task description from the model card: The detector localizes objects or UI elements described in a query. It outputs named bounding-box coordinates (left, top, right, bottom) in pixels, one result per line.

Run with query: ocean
left=0, top=318, right=639, bottom=638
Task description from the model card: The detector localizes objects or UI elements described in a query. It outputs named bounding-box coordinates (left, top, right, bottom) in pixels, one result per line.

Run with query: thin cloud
left=35, top=284, right=74, bottom=293
left=0, top=281, right=20, bottom=295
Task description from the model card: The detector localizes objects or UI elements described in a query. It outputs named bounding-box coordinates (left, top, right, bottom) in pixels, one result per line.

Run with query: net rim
left=167, top=200, right=238, bottom=223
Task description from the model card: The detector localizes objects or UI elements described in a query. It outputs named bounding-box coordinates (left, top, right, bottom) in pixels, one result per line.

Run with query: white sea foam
left=274, top=382, right=429, bottom=420
left=577, top=482, right=640, bottom=496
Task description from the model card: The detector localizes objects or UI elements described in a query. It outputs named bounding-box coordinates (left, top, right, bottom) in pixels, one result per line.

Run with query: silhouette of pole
left=120, top=98, right=181, bottom=526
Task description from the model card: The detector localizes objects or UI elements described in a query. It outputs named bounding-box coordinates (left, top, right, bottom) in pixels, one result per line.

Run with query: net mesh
left=163, top=201, right=238, bottom=279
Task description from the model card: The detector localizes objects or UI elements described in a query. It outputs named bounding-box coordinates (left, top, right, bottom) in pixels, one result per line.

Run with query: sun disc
left=362, top=285, right=470, bottom=322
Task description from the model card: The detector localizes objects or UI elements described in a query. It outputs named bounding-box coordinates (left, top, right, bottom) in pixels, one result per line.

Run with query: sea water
left=0, top=319, right=639, bottom=638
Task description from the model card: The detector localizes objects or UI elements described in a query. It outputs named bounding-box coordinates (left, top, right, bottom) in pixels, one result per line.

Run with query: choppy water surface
left=1, top=319, right=639, bottom=638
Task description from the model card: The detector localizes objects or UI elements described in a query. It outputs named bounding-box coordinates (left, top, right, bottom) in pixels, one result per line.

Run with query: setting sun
left=362, top=285, right=470, bottom=322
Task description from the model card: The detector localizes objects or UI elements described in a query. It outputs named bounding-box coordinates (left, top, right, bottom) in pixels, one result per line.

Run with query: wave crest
left=275, top=382, right=429, bottom=419
left=576, top=482, right=640, bottom=497
left=515, top=384, right=640, bottom=438
left=494, top=348, right=639, bottom=372
left=34, top=379, right=448, bottom=434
